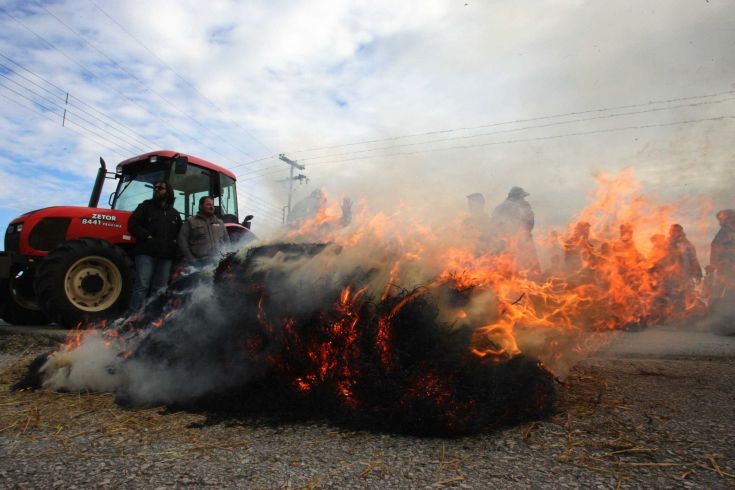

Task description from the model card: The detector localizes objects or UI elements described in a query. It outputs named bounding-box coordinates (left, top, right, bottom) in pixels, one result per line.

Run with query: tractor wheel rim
left=63, top=256, right=123, bottom=312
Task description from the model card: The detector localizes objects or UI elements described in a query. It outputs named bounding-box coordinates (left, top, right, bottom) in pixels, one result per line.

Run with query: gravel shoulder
left=1, top=327, right=734, bottom=489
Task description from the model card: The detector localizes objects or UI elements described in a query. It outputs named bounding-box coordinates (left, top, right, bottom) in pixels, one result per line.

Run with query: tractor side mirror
left=242, top=214, right=254, bottom=229
left=174, top=156, right=188, bottom=174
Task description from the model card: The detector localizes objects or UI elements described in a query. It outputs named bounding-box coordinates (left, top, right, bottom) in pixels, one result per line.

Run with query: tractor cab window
left=219, top=174, right=238, bottom=223
left=113, top=168, right=166, bottom=212
left=168, top=165, right=214, bottom=218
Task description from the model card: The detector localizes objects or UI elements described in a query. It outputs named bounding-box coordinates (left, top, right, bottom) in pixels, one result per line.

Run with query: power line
left=240, top=192, right=284, bottom=213
left=229, top=155, right=279, bottom=170
left=0, top=59, right=64, bottom=102
left=0, top=82, right=145, bottom=156
left=237, top=190, right=284, bottom=214
left=0, top=89, right=128, bottom=158
left=90, top=0, right=277, bottom=157
left=243, top=206, right=282, bottom=223
left=0, top=72, right=151, bottom=153
left=285, top=89, right=735, bottom=157
left=0, top=74, right=150, bottom=154
left=305, top=115, right=735, bottom=168
left=0, top=8, right=171, bottom=132
left=1, top=7, right=245, bottom=165
left=239, top=198, right=283, bottom=218
left=36, top=1, right=264, bottom=164
left=0, top=51, right=164, bottom=149
left=299, top=96, right=735, bottom=164
left=238, top=163, right=285, bottom=177
left=238, top=167, right=290, bottom=182
left=237, top=196, right=283, bottom=221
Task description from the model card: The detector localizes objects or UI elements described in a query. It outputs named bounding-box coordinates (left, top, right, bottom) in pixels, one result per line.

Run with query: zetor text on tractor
left=0, top=150, right=253, bottom=328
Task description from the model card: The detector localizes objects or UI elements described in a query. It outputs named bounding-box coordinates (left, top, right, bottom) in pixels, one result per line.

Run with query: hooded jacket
left=128, top=199, right=182, bottom=258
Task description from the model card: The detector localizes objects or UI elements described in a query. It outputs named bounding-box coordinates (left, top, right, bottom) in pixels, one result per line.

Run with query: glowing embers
left=207, top=247, right=556, bottom=435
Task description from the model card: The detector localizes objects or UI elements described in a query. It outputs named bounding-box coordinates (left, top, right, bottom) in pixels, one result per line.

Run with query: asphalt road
left=2, top=319, right=734, bottom=488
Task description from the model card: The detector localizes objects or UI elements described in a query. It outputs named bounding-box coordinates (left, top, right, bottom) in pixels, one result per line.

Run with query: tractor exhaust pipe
left=89, top=157, right=107, bottom=208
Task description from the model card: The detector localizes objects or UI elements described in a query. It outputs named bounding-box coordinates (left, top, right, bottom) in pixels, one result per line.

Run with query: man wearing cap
left=489, top=186, right=540, bottom=273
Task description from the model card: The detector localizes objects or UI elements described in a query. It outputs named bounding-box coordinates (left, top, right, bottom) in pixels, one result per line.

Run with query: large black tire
left=0, top=275, right=49, bottom=325
left=34, top=239, right=133, bottom=328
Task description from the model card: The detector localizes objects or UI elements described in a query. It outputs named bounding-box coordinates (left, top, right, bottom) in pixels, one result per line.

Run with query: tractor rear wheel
left=34, top=239, right=133, bottom=328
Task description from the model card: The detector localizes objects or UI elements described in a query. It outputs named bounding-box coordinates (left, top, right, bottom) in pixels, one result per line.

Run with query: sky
left=0, top=0, right=733, bottom=250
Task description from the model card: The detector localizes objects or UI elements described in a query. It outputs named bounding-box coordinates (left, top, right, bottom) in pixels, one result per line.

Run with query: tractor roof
left=118, top=150, right=237, bottom=180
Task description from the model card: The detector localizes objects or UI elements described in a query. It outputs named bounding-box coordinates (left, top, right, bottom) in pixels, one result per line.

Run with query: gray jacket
left=178, top=214, right=230, bottom=261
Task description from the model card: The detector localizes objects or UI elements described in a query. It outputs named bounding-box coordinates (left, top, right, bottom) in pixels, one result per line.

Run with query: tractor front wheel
left=34, top=239, right=133, bottom=328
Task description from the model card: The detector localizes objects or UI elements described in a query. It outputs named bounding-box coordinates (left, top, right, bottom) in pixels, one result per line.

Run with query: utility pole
left=278, top=153, right=307, bottom=224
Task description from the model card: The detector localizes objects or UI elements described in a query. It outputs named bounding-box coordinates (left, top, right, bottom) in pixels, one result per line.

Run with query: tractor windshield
left=112, top=164, right=167, bottom=213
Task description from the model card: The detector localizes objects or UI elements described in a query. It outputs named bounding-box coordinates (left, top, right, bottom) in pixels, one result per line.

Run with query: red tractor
left=0, top=150, right=254, bottom=328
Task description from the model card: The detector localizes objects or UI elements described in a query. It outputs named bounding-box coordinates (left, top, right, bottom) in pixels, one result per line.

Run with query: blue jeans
left=129, top=255, right=173, bottom=312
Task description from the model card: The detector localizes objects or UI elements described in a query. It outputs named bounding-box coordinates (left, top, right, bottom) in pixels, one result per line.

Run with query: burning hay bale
left=15, top=243, right=556, bottom=436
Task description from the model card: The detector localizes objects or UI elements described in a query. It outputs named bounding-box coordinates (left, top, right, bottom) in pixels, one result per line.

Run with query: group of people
left=462, top=186, right=735, bottom=322
left=127, top=180, right=231, bottom=311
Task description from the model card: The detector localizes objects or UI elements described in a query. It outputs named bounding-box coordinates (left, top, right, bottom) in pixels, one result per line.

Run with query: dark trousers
left=129, top=255, right=173, bottom=312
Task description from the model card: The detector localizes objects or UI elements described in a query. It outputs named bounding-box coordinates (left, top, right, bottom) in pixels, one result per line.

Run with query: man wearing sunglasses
left=128, top=180, right=182, bottom=312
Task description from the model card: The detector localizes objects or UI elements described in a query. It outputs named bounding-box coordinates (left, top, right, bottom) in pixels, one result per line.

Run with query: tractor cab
left=111, top=151, right=239, bottom=224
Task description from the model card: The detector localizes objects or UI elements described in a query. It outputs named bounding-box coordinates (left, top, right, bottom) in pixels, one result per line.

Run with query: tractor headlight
left=15, top=224, right=23, bottom=232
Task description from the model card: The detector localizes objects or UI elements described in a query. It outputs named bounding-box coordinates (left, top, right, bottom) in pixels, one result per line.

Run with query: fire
left=20, top=169, right=722, bottom=436
left=269, top=168, right=713, bottom=373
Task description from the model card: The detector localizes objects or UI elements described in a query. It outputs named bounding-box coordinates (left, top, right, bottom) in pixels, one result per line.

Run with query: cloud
left=0, top=0, right=733, bottom=239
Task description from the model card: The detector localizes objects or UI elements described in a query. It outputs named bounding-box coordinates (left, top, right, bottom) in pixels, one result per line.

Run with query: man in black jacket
left=128, top=180, right=182, bottom=311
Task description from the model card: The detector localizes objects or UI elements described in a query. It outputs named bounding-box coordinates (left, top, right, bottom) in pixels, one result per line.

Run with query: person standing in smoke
left=667, top=224, right=703, bottom=283
left=663, top=224, right=703, bottom=316
left=612, top=223, right=643, bottom=266
left=489, top=186, right=540, bottom=274
left=563, top=221, right=596, bottom=283
left=287, top=188, right=328, bottom=227
left=608, top=223, right=646, bottom=328
left=461, top=192, right=492, bottom=254
left=286, top=189, right=353, bottom=240
left=709, top=209, right=735, bottom=302
left=128, top=180, right=182, bottom=312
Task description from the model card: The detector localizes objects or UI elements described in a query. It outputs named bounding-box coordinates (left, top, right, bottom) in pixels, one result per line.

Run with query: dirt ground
left=1, top=326, right=734, bottom=489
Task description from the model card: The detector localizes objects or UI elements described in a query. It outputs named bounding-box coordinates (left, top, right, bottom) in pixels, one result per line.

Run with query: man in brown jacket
left=178, top=196, right=230, bottom=264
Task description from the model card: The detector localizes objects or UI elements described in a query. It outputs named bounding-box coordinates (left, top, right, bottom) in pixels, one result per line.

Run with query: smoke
left=18, top=237, right=558, bottom=434
left=31, top=267, right=259, bottom=406
left=701, top=299, right=735, bottom=337
left=16, top=166, right=731, bottom=435
left=114, top=279, right=246, bottom=406
left=40, top=332, right=122, bottom=393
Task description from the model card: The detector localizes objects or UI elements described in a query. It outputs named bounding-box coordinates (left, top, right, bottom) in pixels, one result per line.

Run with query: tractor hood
left=9, top=206, right=132, bottom=225
left=7, top=206, right=135, bottom=256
